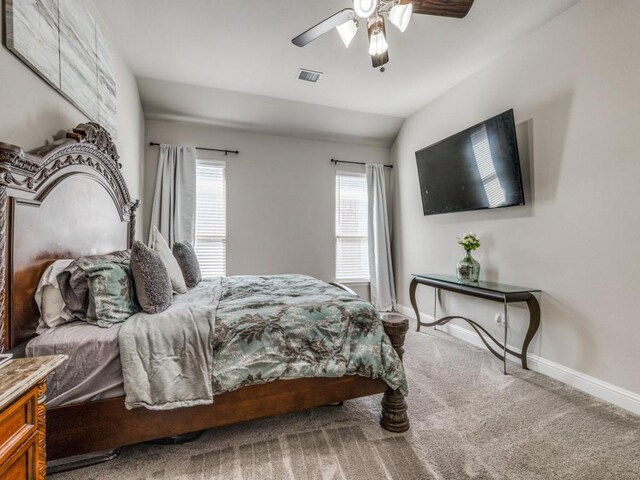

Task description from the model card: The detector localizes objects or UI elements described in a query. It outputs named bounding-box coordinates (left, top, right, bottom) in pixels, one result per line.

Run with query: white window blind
left=336, top=173, right=369, bottom=281
left=195, top=159, right=226, bottom=277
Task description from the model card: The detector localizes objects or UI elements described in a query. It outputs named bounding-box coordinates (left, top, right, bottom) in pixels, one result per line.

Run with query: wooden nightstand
left=0, top=355, right=66, bottom=480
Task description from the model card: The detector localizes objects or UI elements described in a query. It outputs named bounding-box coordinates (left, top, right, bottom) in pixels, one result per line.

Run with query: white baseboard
left=397, top=304, right=640, bottom=416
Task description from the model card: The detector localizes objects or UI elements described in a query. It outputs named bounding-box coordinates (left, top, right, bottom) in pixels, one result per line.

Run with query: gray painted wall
left=144, top=119, right=391, bottom=299
left=0, top=5, right=144, bottom=238
left=391, top=0, right=640, bottom=394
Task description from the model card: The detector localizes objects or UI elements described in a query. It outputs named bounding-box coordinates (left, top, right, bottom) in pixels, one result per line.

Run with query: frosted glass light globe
left=354, top=0, right=378, bottom=19
left=368, top=30, right=388, bottom=56
left=389, top=3, right=413, bottom=32
left=337, top=20, right=359, bottom=47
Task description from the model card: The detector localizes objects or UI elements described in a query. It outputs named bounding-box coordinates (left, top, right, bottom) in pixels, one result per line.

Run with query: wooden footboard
left=47, top=317, right=410, bottom=460
left=47, top=376, right=387, bottom=460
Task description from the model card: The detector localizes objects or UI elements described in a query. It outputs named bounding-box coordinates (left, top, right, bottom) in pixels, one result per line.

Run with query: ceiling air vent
left=297, top=68, right=323, bottom=83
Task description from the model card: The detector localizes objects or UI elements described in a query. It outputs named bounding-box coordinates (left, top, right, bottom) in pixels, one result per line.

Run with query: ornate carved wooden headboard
left=0, top=123, right=139, bottom=351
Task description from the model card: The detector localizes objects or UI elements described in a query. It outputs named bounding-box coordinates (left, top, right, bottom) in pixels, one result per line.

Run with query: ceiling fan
left=292, top=0, right=475, bottom=70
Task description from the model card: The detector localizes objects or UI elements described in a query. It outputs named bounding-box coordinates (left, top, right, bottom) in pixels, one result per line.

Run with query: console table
left=409, top=274, right=540, bottom=374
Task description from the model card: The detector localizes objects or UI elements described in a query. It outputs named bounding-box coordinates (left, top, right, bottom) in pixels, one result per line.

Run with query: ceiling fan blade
left=292, top=9, right=356, bottom=47
left=411, top=0, right=475, bottom=18
left=371, top=51, right=389, bottom=68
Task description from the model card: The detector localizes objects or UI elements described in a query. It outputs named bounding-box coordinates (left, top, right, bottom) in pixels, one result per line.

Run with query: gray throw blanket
left=119, top=278, right=222, bottom=410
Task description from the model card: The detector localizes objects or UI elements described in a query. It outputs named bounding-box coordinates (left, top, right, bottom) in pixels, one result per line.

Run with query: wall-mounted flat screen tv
left=415, top=109, right=525, bottom=216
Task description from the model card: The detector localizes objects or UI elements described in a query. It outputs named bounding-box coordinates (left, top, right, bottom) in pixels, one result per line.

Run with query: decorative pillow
left=148, top=226, right=188, bottom=294
left=57, top=250, right=130, bottom=321
left=172, top=241, right=202, bottom=289
left=130, top=241, right=172, bottom=314
left=85, top=262, right=141, bottom=327
left=35, top=259, right=74, bottom=329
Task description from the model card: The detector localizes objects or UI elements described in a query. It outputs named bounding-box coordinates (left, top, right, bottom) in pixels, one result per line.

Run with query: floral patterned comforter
left=211, top=275, right=407, bottom=396
left=120, top=274, right=407, bottom=410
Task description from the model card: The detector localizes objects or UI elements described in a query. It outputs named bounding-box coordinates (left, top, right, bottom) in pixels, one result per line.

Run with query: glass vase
left=456, top=250, right=480, bottom=283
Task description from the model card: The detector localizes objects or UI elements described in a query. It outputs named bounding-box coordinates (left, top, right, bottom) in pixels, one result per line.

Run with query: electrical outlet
left=495, top=313, right=504, bottom=327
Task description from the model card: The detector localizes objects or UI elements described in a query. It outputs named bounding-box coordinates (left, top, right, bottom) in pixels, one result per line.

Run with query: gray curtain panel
left=366, top=164, right=396, bottom=312
left=149, top=145, right=197, bottom=245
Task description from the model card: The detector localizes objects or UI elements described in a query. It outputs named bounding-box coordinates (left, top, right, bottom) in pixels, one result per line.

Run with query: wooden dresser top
left=0, top=355, right=66, bottom=410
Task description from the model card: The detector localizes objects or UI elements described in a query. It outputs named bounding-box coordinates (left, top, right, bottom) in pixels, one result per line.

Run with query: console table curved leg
left=503, top=298, right=508, bottom=375
left=433, top=288, right=438, bottom=331
left=409, top=278, right=420, bottom=332
left=521, top=294, right=541, bottom=370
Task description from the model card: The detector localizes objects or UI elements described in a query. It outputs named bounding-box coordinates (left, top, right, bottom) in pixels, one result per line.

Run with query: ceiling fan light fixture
left=336, top=19, right=359, bottom=48
left=367, top=16, right=388, bottom=56
left=389, top=2, right=412, bottom=32
left=368, top=31, right=388, bottom=56
left=354, top=0, right=378, bottom=19
left=292, top=0, right=475, bottom=70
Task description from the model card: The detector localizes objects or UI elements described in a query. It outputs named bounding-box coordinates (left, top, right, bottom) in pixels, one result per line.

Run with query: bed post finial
left=128, top=200, right=141, bottom=247
left=380, top=315, right=410, bottom=432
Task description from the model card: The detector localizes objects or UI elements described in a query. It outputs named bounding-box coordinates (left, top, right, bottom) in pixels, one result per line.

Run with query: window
left=195, top=159, right=226, bottom=277
left=335, top=173, right=369, bottom=281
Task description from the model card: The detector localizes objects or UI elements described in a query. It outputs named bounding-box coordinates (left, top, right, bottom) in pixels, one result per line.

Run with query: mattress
left=26, top=321, right=125, bottom=408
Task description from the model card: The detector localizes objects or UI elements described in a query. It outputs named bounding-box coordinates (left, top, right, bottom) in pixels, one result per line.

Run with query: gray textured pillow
left=130, top=241, right=172, bottom=314
left=172, top=241, right=202, bottom=289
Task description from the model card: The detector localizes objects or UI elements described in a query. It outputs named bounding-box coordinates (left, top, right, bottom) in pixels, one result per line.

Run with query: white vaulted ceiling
left=94, top=0, right=580, bottom=145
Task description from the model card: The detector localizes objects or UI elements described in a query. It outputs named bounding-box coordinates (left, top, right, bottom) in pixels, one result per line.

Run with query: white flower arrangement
left=458, top=232, right=481, bottom=252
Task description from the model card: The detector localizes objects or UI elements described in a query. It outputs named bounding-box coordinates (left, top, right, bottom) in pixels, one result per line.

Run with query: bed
left=0, top=123, right=409, bottom=463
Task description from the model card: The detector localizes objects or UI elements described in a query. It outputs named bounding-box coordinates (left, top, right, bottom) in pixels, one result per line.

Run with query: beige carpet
left=52, top=330, right=640, bottom=479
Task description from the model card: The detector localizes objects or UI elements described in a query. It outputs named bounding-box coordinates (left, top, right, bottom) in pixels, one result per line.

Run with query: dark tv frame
left=415, top=109, right=525, bottom=216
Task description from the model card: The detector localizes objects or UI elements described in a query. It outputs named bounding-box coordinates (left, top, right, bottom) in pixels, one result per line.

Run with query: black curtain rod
left=149, top=142, right=239, bottom=156
left=331, top=158, right=393, bottom=169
